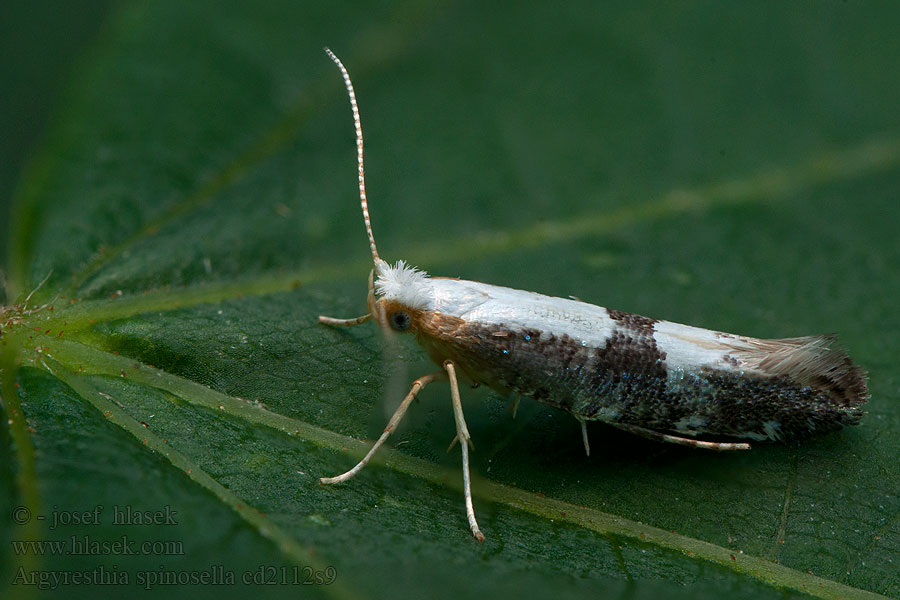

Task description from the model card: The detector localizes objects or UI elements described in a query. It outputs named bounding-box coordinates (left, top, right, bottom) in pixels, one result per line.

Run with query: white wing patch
left=654, top=321, right=741, bottom=373
left=428, top=278, right=619, bottom=346
left=656, top=322, right=854, bottom=386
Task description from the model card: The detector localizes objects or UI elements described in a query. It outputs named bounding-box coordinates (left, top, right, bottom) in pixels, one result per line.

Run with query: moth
left=317, top=49, right=869, bottom=542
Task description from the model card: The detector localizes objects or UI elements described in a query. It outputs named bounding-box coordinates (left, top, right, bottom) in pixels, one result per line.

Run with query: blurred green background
left=0, top=1, right=113, bottom=290
left=1, top=2, right=899, bottom=599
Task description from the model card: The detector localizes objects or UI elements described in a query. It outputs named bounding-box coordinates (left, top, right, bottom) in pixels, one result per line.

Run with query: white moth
left=317, top=49, right=868, bottom=542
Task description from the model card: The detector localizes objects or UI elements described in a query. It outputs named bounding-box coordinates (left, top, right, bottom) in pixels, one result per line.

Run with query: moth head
left=369, top=258, right=433, bottom=334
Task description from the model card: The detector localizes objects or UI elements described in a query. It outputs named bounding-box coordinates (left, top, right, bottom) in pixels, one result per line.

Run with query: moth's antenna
left=324, top=48, right=380, bottom=263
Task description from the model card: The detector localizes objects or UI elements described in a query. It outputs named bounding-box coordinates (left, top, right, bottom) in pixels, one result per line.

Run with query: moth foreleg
left=320, top=370, right=445, bottom=485
left=318, top=313, right=371, bottom=326
left=609, top=422, right=751, bottom=451
left=317, top=269, right=378, bottom=327
left=580, top=420, right=590, bottom=457
left=508, top=394, right=521, bottom=419
left=444, top=360, right=485, bottom=543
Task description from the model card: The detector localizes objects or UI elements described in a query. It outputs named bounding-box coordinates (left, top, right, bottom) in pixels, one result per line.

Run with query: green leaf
left=2, top=2, right=899, bottom=598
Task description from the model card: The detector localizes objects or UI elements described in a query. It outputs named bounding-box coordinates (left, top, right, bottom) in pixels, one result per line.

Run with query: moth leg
left=508, top=394, right=521, bottom=419
left=580, top=420, right=590, bottom=457
left=319, top=314, right=371, bottom=326
left=610, top=422, right=751, bottom=451
left=320, top=370, right=445, bottom=485
left=444, top=360, right=485, bottom=543
left=318, top=268, right=377, bottom=327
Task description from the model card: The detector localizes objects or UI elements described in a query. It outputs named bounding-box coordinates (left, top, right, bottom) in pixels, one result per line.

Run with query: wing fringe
left=728, top=334, right=869, bottom=406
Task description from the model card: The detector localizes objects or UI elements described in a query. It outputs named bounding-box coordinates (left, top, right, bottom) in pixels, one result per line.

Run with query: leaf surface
left=2, top=2, right=899, bottom=598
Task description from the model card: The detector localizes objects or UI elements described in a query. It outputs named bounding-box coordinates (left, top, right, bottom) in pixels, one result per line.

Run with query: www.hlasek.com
left=12, top=565, right=338, bottom=590
left=12, top=534, right=184, bottom=557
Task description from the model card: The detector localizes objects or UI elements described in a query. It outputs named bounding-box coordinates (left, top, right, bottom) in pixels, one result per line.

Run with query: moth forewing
left=315, top=48, right=869, bottom=542
left=393, top=276, right=867, bottom=443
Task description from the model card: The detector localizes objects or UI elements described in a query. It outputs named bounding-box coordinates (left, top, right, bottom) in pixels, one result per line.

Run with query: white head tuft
left=375, top=260, right=434, bottom=311
left=325, top=52, right=433, bottom=313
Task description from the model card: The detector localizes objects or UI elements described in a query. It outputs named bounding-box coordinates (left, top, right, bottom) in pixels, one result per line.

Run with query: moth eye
left=388, top=311, right=412, bottom=332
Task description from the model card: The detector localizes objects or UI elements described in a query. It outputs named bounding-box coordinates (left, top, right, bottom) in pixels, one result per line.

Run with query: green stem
left=0, top=329, right=44, bottom=600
